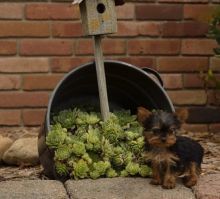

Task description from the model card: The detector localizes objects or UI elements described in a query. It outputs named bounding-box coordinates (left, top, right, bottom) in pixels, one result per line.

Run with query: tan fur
left=145, top=133, right=176, bottom=148
left=163, top=171, right=176, bottom=189
left=137, top=107, right=151, bottom=125
left=166, top=134, right=177, bottom=147
left=145, top=147, right=179, bottom=189
left=144, top=149, right=179, bottom=166
left=151, top=162, right=162, bottom=185
left=175, top=108, right=188, bottom=123
left=183, top=162, right=200, bottom=188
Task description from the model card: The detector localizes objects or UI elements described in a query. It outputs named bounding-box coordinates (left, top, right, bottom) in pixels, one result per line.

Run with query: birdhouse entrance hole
left=97, top=3, right=106, bottom=14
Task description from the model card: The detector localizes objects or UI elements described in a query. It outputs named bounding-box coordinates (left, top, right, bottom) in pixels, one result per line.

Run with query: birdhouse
left=80, top=0, right=117, bottom=36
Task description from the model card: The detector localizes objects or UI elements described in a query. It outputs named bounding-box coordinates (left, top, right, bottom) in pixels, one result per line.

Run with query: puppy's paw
left=162, top=176, right=176, bottom=189
left=162, top=180, right=176, bottom=189
left=150, top=178, right=162, bottom=185
left=183, top=176, right=197, bottom=188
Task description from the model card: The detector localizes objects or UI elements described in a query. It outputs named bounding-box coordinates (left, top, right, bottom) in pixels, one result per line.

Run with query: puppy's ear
left=137, top=107, right=152, bottom=125
left=175, top=108, right=188, bottom=123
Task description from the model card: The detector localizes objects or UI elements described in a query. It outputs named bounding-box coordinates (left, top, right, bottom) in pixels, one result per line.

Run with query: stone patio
left=0, top=129, right=220, bottom=198
left=0, top=175, right=219, bottom=199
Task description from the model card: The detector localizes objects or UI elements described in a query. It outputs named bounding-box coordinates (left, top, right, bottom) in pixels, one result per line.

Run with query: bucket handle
left=142, top=67, right=164, bottom=87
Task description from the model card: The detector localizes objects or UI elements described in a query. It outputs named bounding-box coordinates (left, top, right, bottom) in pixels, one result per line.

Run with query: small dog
left=137, top=107, right=204, bottom=189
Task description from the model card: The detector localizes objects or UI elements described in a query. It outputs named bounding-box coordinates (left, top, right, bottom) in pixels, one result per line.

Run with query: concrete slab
left=65, top=177, right=195, bottom=199
left=194, top=174, right=220, bottom=199
left=0, top=180, right=68, bottom=199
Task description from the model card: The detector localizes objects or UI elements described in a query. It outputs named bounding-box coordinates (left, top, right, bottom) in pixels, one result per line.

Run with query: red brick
left=22, top=109, right=46, bottom=126
left=25, top=3, right=80, bottom=20
left=161, top=74, right=183, bottom=89
left=116, top=3, right=135, bottom=19
left=0, top=58, right=49, bottom=73
left=183, top=74, right=204, bottom=88
left=0, top=22, right=50, bottom=37
left=137, top=22, right=160, bottom=36
left=52, top=22, right=83, bottom=37
left=188, top=107, right=220, bottom=123
left=75, top=40, right=93, bottom=55
left=0, top=41, right=17, bottom=55
left=182, top=123, right=208, bottom=132
left=157, top=57, right=208, bottom=72
left=115, top=57, right=156, bottom=69
left=128, top=40, right=180, bottom=55
left=103, top=40, right=126, bottom=55
left=51, top=57, right=155, bottom=73
left=136, top=4, right=183, bottom=20
left=206, top=74, right=220, bottom=88
left=162, top=22, right=208, bottom=37
left=76, top=39, right=126, bottom=55
left=0, top=110, right=21, bottom=126
left=210, top=57, right=220, bottom=72
left=51, top=57, right=93, bottom=72
left=184, top=5, right=215, bottom=21
left=113, top=22, right=138, bottom=37
left=23, top=74, right=63, bottom=90
left=0, top=76, right=20, bottom=90
left=0, top=3, right=24, bottom=19
left=20, top=40, right=73, bottom=56
left=1, top=0, right=220, bottom=129
left=168, top=90, right=207, bottom=105
left=209, top=123, right=220, bottom=133
left=0, top=92, right=49, bottom=108
left=182, top=39, right=217, bottom=55
left=207, top=90, right=220, bottom=106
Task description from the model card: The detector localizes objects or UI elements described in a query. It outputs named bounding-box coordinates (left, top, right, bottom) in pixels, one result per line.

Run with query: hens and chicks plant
left=46, top=108, right=151, bottom=179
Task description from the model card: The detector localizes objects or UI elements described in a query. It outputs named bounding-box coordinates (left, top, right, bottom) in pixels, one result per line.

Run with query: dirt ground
left=0, top=131, right=219, bottom=181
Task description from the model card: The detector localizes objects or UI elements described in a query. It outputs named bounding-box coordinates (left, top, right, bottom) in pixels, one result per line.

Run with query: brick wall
left=0, top=0, right=220, bottom=133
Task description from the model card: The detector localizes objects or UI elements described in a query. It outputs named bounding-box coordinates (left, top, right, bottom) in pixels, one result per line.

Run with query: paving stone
left=0, top=180, right=68, bottom=199
left=194, top=174, right=220, bottom=199
left=65, top=177, right=195, bottom=199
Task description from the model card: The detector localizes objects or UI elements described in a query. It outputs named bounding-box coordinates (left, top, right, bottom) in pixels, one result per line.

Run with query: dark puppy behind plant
left=137, top=107, right=204, bottom=189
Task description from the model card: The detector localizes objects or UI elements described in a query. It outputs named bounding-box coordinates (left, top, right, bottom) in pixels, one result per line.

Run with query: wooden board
left=80, top=0, right=117, bottom=36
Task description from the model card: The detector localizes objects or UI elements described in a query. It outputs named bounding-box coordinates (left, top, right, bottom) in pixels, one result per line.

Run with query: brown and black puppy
left=137, top=107, right=204, bottom=189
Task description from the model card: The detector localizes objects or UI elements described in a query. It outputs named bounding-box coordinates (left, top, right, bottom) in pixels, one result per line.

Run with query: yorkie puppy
left=137, top=107, right=204, bottom=189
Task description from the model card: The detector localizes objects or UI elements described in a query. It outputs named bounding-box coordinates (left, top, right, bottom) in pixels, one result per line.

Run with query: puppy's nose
left=161, top=137, right=166, bottom=142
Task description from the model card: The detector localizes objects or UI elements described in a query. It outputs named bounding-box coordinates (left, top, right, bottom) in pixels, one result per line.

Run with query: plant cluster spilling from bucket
left=46, top=108, right=151, bottom=180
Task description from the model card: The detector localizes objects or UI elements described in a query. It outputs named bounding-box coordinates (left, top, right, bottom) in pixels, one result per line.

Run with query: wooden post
left=93, top=35, right=109, bottom=121
left=79, top=0, right=117, bottom=121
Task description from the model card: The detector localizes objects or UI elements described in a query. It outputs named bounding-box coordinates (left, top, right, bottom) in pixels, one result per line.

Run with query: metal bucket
left=38, top=60, right=174, bottom=179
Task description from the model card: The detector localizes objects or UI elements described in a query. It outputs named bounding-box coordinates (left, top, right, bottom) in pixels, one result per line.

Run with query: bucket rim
left=46, top=60, right=175, bottom=132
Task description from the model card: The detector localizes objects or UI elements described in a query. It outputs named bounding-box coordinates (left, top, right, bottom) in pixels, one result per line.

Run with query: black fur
left=144, top=110, right=181, bottom=133
left=169, top=136, right=204, bottom=171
